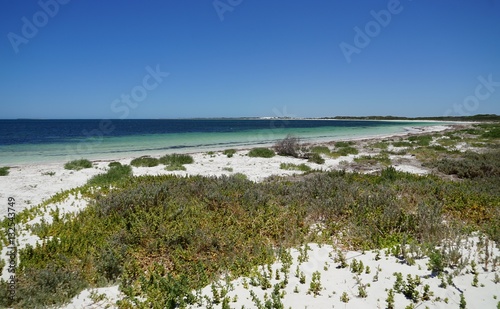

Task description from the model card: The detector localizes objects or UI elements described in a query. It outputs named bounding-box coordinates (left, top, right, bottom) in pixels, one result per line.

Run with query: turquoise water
left=0, top=120, right=445, bottom=165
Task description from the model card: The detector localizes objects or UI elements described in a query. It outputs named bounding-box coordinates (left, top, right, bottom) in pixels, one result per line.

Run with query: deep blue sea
left=0, top=119, right=440, bottom=164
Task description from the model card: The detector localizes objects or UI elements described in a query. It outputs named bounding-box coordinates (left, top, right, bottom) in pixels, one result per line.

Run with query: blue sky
left=0, top=0, right=499, bottom=119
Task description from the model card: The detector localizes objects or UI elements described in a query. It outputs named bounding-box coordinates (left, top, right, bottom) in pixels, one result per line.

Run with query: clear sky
left=0, top=0, right=499, bottom=119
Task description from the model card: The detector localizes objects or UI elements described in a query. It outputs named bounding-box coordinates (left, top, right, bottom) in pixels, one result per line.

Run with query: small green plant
left=428, top=250, right=444, bottom=275
left=248, top=147, right=275, bottom=158
left=308, top=153, right=325, bottom=164
left=393, top=272, right=404, bottom=293
left=41, top=171, right=56, bottom=176
left=64, top=159, right=92, bottom=170
left=340, top=291, right=350, bottom=303
left=299, top=272, right=306, bottom=284
left=0, top=166, right=10, bottom=176
left=472, top=273, right=479, bottom=287
left=357, top=284, right=367, bottom=298
left=130, top=156, right=159, bottom=167
left=280, top=163, right=311, bottom=172
left=460, top=293, right=467, bottom=309
left=222, top=167, right=233, bottom=172
left=87, top=164, right=132, bottom=186
left=310, top=146, right=330, bottom=155
left=165, top=164, right=186, bottom=171
left=160, top=153, right=194, bottom=165
left=223, top=149, right=236, bottom=158
left=108, top=161, right=122, bottom=167
left=335, top=250, right=348, bottom=268
left=386, top=289, right=395, bottom=309
left=308, top=271, right=322, bottom=296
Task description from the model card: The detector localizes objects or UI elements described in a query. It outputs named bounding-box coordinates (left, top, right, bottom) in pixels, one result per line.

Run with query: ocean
left=0, top=119, right=442, bottom=165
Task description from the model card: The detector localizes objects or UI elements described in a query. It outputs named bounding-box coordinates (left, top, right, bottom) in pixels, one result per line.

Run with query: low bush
left=0, top=166, right=10, bottom=176
left=274, top=135, right=301, bottom=157
left=408, top=135, right=433, bottom=146
left=310, top=146, right=330, bottom=155
left=87, top=164, right=132, bottom=186
left=165, top=164, right=187, bottom=171
left=308, top=153, right=325, bottom=164
left=370, top=141, right=389, bottom=150
left=280, top=163, right=311, bottom=172
left=248, top=147, right=275, bottom=158
left=108, top=161, right=122, bottom=167
left=331, top=146, right=359, bottom=157
left=429, top=150, right=500, bottom=179
left=159, top=154, right=194, bottom=165
left=64, top=159, right=92, bottom=171
left=130, top=156, right=160, bottom=167
left=354, top=153, right=391, bottom=166
left=335, top=141, right=354, bottom=148
left=223, top=149, right=237, bottom=158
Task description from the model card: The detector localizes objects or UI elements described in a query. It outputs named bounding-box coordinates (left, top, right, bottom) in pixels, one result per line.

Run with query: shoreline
left=0, top=120, right=464, bottom=166
left=0, top=123, right=465, bottom=218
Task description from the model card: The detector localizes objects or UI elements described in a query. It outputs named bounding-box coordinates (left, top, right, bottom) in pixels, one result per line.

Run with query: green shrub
left=0, top=167, right=10, bottom=176
left=64, top=159, right=92, bottom=171
left=354, top=153, right=391, bottom=166
left=280, top=163, right=311, bottom=172
left=370, top=141, right=389, bottom=150
left=108, top=161, right=122, bottom=167
left=160, top=154, right=194, bottom=165
left=308, top=153, right=325, bottom=164
left=482, top=126, right=500, bottom=139
left=130, top=156, right=160, bottom=167
left=408, top=135, right=433, bottom=146
left=14, top=263, right=88, bottom=308
left=165, top=164, right=187, bottom=171
left=248, top=147, right=275, bottom=158
left=310, top=146, right=330, bottom=155
left=223, top=149, right=237, bottom=158
left=87, top=164, right=132, bottom=186
left=430, top=150, right=500, bottom=179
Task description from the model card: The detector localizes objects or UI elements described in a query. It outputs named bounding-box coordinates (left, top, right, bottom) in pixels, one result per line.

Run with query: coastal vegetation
left=0, top=122, right=498, bottom=308
left=130, top=156, right=160, bottom=167
left=64, top=159, right=92, bottom=171
left=223, top=149, right=237, bottom=158
left=0, top=166, right=10, bottom=176
left=248, top=147, right=275, bottom=158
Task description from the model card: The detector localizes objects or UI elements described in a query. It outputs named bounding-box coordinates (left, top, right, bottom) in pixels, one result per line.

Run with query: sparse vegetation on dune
left=0, top=122, right=499, bottom=308
left=248, top=147, right=275, bottom=158
left=0, top=166, right=10, bottom=176
left=130, top=156, right=160, bottom=167
left=64, top=159, right=92, bottom=171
